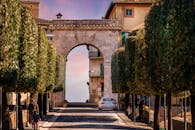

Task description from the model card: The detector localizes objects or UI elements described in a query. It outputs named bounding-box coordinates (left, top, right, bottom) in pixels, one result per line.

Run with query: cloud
left=66, top=46, right=89, bottom=78
left=66, top=56, right=89, bottom=76
left=39, top=1, right=52, bottom=19
left=56, top=0, right=66, bottom=4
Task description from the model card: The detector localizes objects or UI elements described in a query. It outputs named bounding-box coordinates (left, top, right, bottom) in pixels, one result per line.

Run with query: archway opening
left=65, top=44, right=104, bottom=103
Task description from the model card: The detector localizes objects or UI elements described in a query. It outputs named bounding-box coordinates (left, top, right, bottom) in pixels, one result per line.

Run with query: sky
left=39, top=0, right=112, bottom=102
left=66, top=46, right=89, bottom=102
left=39, top=0, right=112, bottom=20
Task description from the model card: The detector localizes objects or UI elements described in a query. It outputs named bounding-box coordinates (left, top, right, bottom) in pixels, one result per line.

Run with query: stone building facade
left=87, top=46, right=104, bottom=103
left=105, top=0, right=152, bottom=46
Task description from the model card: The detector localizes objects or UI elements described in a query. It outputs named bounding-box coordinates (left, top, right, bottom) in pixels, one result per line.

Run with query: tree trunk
left=2, top=88, right=11, bottom=130
left=18, top=93, right=24, bottom=130
left=154, top=95, right=160, bottom=130
left=191, top=79, right=195, bottom=130
left=43, top=93, right=47, bottom=117
left=132, top=94, right=136, bottom=121
left=38, top=93, right=43, bottom=119
left=124, top=93, right=130, bottom=115
left=167, top=93, right=172, bottom=130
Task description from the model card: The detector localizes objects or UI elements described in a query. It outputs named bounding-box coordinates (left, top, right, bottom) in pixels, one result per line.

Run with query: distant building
left=87, top=46, right=104, bottom=103
left=105, top=0, right=152, bottom=46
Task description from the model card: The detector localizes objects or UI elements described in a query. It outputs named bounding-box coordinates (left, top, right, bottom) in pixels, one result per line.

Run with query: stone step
left=67, top=102, right=97, bottom=107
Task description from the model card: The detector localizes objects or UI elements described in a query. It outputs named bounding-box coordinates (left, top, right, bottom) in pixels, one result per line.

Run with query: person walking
left=139, top=100, right=145, bottom=116
left=28, top=100, right=39, bottom=126
left=32, top=111, right=39, bottom=130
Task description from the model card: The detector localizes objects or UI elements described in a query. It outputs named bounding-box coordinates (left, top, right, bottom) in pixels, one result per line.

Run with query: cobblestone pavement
left=40, top=107, right=151, bottom=130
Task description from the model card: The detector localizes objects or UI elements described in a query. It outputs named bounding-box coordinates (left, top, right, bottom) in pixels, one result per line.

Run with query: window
left=122, top=32, right=129, bottom=46
left=100, top=63, right=104, bottom=76
left=125, top=9, right=133, bottom=17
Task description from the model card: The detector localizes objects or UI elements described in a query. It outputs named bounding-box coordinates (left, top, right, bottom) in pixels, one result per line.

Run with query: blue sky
left=39, top=0, right=112, bottom=102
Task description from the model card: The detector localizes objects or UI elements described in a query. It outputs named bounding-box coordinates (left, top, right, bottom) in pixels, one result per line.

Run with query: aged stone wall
left=89, top=58, right=104, bottom=103
left=49, top=20, right=121, bottom=100
left=52, top=30, right=119, bottom=98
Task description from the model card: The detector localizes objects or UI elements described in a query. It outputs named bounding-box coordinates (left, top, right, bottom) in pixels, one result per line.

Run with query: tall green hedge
left=159, top=0, right=194, bottom=93
left=145, top=3, right=164, bottom=94
left=145, top=0, right=195, bottom=129
left=53, top=54, right=65, bottom=92
left=0, top=0, right=21, bottom=88
left=111, top=50, right=119, bottom=93
left=111, top=47, right=126, bottom=93
left=145, top=0, right=194, bottom=95
left=46, top=41, right=57, bottom=91
left=134, top=29, right=152, bottom=95
left=125, top=36, right=136, bottom=93
left=18, top=6, right=38, bottom=92
left=37, top=26, right=48, bottom=93
left=125, top=29, right=152, bottom=95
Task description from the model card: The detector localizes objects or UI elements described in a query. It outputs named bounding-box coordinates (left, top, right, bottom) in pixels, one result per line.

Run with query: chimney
left=56, top=13, right=62, bottom=19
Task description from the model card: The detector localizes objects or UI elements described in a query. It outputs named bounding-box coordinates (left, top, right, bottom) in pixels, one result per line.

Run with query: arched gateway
left=47, top=19, right=121, bottom=103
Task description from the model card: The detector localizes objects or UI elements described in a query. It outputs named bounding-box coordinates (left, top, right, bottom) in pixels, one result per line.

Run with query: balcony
left=89, top=70, right=104, bottom=77
left=89, top=51, right=103, bottom=59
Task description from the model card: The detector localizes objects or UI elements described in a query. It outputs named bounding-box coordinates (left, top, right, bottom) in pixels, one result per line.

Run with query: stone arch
left=51, top=21, right=120, bottom=100
left=66, top=43, right=103, bottom=59
left=53, top=30, right=119, bottom=60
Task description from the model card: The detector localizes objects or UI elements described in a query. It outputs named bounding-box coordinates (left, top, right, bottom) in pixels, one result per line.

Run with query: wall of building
left=7, top=92, right=30, bottom=105
left=89, top=77, right=104, bottom=103
left=22, top=1, right=39, bottom=19
left=89, top=58, right=104, bottom=103
left=122, top=4, right=150, bottom=32
left=108, top=3, right=151, bottom=32
left=89, top=59, right=104, bottom=77
left=51, top=91, right=65, bottom=107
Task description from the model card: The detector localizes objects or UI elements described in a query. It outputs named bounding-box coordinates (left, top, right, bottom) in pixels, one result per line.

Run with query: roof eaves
left=113, top=1, right=152, bottom=4
left=35, top=18, right=51, bottom=25
left=104, top=2, right=114, bottom=19
left=21, top=1, right=39, bottom=4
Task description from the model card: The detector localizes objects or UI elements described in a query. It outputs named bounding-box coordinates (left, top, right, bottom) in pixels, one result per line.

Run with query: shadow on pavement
left=49, top=108, right=62, bottom=113
left=61, top=108, right=115, bottom=113
left=42, top=124, right=146, bottom=130
left=45, top=115, right=117, bottom=123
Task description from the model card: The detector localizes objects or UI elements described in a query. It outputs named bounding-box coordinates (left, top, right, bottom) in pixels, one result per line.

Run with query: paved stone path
left=40, top=107, right=151, bottom=130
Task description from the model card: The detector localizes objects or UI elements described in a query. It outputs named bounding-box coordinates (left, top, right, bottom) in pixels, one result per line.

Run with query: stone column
left=103, top=58, right=112, bottom=98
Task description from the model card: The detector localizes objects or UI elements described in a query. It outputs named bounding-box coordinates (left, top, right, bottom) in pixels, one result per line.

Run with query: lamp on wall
left=56, top=13, right=62, bottom=20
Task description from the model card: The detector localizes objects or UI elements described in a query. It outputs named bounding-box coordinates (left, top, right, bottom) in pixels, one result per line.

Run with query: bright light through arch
left=65, top=45, right=89, bottom=102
